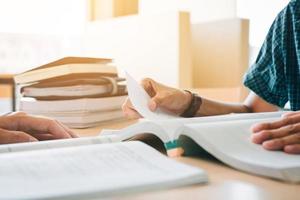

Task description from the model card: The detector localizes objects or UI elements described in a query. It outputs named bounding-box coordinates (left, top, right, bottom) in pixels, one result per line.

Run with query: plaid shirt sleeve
left=243, top=0, right=300, bottom=110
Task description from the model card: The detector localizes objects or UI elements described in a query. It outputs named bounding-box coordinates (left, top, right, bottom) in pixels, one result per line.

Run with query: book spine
left=164, top=140, right=184, bottom=157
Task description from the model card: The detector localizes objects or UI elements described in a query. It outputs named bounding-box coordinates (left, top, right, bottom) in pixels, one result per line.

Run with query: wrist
left=182, top=90, right=193, bottom=112
left=180, top=90, right=202, bottom=118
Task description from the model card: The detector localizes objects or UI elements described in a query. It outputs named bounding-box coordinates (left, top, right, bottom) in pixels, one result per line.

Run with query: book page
left=154, top=111, right=287, bottom=126
left=0, top=135, right=117, bottom=154
left=102, top=120, right=171, bottom=143
left=0, top=141, right=207, bottom=199
left=150, top=111, right=287, bottom=145
left=125, top=72, right=178, bottom=120
left=184, top=118, right=300, bottom=182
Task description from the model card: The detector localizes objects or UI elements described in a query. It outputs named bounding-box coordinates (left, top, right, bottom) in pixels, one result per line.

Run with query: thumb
left=148, top=95, right=164, bottom=111
left=0, top=128, right=38, bottom=144
left=141, top=78, right=161, bottom=97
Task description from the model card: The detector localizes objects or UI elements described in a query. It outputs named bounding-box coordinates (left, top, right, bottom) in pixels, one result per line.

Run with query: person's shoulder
left=276, top=0, right=300, bottom=23
left=289, top=0, right=299, bottom=5
left=288, top=0, right=300, bottom=12
left=273, top=1, right=297, bottom=19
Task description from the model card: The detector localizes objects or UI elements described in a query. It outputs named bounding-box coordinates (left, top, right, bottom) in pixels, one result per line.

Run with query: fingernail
left=262, top=140, right=280, bottom=150
left=148, top=101, right=156, bottom=111
left=262, top=141, right=273, bottom=149
left=250, top=124, right=261, bottom=133
left=250, top=134, right=260, bottom=144
left=29, top=138, right=38, bottom=142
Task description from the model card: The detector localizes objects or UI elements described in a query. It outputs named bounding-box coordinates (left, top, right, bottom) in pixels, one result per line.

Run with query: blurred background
left=0, top=0, right=289, bottom=114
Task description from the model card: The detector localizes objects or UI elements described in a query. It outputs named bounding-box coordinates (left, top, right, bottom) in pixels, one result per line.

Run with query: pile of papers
left=15, top=57, right=127, bottom=128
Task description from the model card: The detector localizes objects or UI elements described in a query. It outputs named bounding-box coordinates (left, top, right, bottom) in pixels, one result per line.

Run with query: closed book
left=26, top=109, right=125, bottom=128
left=14, top=57, right=117, bottom=84
left=21, top=84, right=127, bottom=100
left=19, top=95, right=127, bottom=113
left=20, top=76, right=127, bottom=100
left=20, top=77, right=125, bottom=88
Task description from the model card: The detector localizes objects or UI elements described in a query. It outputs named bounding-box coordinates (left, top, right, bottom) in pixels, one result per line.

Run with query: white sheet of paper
left=125, top=72, right=178, bottom=120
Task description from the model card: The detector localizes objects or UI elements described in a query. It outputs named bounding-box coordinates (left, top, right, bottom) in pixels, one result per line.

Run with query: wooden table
left=74, top=119, right=300, bottom=200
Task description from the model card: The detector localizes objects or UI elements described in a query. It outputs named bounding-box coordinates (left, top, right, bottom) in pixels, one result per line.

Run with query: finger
left=122, top=98, right=134, bottom=111
left=281, top=111, right=300, bottom=118
left=251, top=123, right=300, bottom=144
left=7, top=111, right=27, bottom=117
left=141, top=78, right=157, bottom=97
left=141, top=79, right=172, bottom=112
left=56, top=121, right=78, bottom=138
left=0, top=128, right=38, bottom=144
left=251, top=115, right=300, bottom=133
left=148, top=99, right=157, bottom=111
left=17, top=116, right=72, bottom=139
left=149, top=93, right=168, bottom=111
left=122, top=98, right=139, bottom=113
left=262, top=133, right=300, bottom=150
left=30, top=133, right=55, bottom=141
left=123, top=107, right=142, bottom=119
left=122, top=99, right=142, bottom=119
left=284, top=144, right=300, bottom=154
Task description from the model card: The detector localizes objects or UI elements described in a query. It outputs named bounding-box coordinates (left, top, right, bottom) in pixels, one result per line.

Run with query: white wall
left=237, top=0, right=289, bottom=47
left=0, top=0, right=87, bottom=35
left=0, top=0, right=87, bottom=73
left=0, top=33, right=81, bottom=73
left=139, top=0, right=290, bottom=65
left=139, top=0, right=237, bottom=23
left=236, top=0, right=289, bottom=63
left=82, top=12, right=192, bottom=87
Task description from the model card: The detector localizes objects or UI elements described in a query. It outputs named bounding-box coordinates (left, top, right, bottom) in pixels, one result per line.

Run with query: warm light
left=0, top=0, right=87, bottom=35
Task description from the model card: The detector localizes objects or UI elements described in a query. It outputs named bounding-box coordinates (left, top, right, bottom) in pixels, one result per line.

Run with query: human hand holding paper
left=123, top=73, right=184, bottom=120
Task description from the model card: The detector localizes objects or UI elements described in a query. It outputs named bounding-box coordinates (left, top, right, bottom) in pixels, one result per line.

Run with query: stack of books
left=14, top=57, right=127, bottom=128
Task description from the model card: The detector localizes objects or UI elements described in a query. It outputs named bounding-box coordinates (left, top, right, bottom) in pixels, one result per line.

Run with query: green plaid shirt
left=243, top=0, right=300, bottom=110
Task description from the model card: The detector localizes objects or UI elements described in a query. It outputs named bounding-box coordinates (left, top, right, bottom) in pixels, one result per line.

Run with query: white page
left=102, top=120, right=171, bottom=142
left=0, top=141, right=207, bottom=199
left=184, top=118, right=300, bottom=182
left=125, top=72, right=178, bottom=120
left=0, top=135, right=118, bottom=154
left=185, top=118, right=300, bottom=166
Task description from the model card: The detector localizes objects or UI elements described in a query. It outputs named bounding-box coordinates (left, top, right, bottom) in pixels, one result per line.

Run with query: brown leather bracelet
left=180, top=90, right=202, bottom=118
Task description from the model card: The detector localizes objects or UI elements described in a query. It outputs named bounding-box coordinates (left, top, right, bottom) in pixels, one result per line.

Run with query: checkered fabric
left=243, top=0, right=300, bottom=110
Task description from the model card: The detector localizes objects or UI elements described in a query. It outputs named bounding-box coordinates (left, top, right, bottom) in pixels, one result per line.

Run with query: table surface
left=74, top=119, right=300, bottom=200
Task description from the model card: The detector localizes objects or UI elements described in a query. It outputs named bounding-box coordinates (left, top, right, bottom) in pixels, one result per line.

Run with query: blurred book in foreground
left=0, top=141, right=207, bottom=199
left=15, top=57, right=127, bottom=128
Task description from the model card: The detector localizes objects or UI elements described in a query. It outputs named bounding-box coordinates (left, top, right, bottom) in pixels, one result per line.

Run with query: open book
left=2, top=111, right=298, bottom=183
left=2, top=73, right=299, bottom=184
left=0, top=141, right=207, bottom=199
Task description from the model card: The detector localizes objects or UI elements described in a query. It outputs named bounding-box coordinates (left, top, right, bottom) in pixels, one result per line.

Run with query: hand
left=122, top=78, right=192, bottom=119
left=251, top=111, right=300, bottom=154
left=0, top=112, right=78, bottom=144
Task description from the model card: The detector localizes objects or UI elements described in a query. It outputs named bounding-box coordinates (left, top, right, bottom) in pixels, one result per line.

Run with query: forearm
left=195, top=97, right=251, bottom=116
left=194, top=92, right=279, bottom=117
